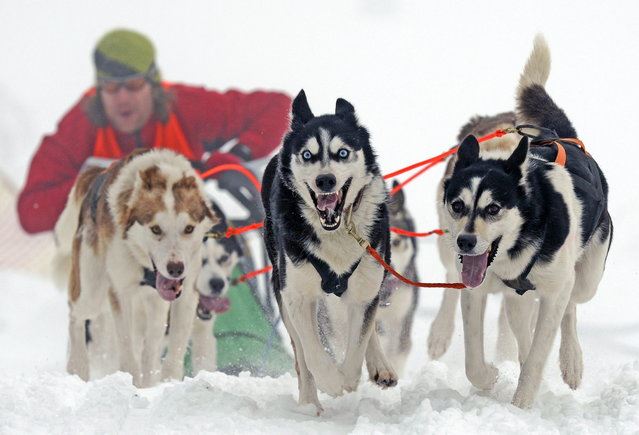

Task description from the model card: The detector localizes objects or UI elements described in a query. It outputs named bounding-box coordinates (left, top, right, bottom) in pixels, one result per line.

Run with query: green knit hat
left=93, top=29, right=161, bottom=83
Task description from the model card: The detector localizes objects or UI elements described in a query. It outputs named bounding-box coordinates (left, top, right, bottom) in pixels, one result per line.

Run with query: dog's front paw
left=370, top=368, right=398, bottom=389
left=560, top=340, right=583, bottom=390
left=467, top=363, right=498, bottom=391
left=299, top=389, right=324, bottom=415
left=512, top=388, right=535, bottom=409
left=160, top=360, right=184, bottom=383
left=427, top=318, right=454, bottom=360
left=314, top=369, right=344, bottom=397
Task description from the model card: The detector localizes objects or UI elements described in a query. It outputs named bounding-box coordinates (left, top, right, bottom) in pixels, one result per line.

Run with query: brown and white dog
left=57, top=149, right=216, bottom=387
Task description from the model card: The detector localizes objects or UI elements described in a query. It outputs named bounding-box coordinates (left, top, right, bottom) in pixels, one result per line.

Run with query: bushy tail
left=516, top=34, right=577, bottom=138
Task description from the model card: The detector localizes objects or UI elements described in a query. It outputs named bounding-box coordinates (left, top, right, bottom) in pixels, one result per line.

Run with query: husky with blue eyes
left=440, top=36, right=612, bottom=408
left=262, top=90, right=397, bottom=413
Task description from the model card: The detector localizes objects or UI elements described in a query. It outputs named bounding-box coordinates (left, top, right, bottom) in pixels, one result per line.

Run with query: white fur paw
left=512, top=388, right=534, bottom=409
left=299, top=390, right=323, bottom=415
left=67, top=358, right=90, bottom=381
left=467, top=364, right=498, bottom=391
left=160, top=361, right=184, bottom=383
left=314, top=370, right=344, bottom=397
left=427, top=319, right=454, bottom=360
left=560, top=342, right=583, bottom=390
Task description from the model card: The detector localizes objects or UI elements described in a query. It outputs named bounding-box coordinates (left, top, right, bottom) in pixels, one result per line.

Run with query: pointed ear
left=505, top=136, right=528, bottom=174
left=335, top=98, right=357, bottom=125
left=388, top=181, right=405, bottom=214
left=292, top=89, right=314, bottom=128
left=455, top=135, right=480, bottom=170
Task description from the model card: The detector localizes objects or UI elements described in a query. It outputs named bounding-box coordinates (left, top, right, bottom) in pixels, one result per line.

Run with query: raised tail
left=516, top=34, right=577, bottom=138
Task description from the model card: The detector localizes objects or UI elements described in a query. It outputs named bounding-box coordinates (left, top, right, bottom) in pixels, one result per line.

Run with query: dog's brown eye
left=392, top=238, right=402, bottom=248
left=151, top=225, right=162, bottom=235
left=451, top=200, right=464, bottom=214
left=184, top=224, right=195, bottom=234
left=486, top=204, right=501, bottom=216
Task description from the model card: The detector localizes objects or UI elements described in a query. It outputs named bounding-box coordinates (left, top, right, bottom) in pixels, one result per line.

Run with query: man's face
left=100, top=77, right=154, bottom=134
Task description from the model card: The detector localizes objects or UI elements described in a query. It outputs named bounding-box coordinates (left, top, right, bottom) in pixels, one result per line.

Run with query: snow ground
left=1, top=0, right=639, bottom=433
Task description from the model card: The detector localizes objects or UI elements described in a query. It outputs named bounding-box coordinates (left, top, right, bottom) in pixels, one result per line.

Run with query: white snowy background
left=1, top=0, right=638, bottom=433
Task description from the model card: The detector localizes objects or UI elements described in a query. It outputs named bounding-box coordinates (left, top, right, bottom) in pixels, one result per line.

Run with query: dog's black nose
left=209, top=278, right=225, bottom=294
left=457, top=234, right=477, bottom=253
left=167, top=261, right=184, bottom=278
left=315, top=174, right=337, bottom=192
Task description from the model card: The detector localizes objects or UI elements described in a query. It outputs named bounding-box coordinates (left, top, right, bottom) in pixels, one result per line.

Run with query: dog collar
left=140, top=267, right=156, bottom=288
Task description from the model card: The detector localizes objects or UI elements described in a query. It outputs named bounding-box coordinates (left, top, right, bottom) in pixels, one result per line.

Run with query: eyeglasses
left=99, top=76, right=148, bottom=94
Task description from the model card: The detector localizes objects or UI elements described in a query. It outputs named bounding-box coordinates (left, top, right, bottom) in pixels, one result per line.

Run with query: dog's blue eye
left=219, top=254, right=229, bottom=264
left=151, top=225, right=162, bottom=235
left=302, top=150, right=313, bottom=161
left=338, top=148, right=350, bottom=159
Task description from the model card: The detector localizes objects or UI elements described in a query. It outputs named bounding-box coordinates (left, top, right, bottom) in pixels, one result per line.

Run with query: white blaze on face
left=196, top=239, right=239, bottom=297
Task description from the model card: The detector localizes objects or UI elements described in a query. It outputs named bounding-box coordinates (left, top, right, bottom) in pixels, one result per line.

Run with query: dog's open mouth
left=307, top=178, right=352, bottom=231
left=197, top=295, right=231, bottom=320
left=458, top=237, right=501, bottom=288
left=152, top=261, right=184, bottom=302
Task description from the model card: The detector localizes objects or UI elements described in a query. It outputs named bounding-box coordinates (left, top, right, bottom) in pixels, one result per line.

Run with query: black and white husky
left=375, top=182, right=419, bottom=375
left=190, top=202, right=242, bottom=374
left=440, top=35, right=612, bottom=408
left=262, top=90, right=397, bottom=413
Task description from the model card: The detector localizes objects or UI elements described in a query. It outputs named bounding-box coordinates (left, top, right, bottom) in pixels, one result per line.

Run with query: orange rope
left=384, top=128, right=510, bottom=194
left=233, top=265, right=273, bottom=285
left=199, top=163, right=262, bottom=191
left=366, top=245, right=465, bottom=289
left=225, top=222, right=264, bottom=238
left=390, top=227, right=445, bottom=237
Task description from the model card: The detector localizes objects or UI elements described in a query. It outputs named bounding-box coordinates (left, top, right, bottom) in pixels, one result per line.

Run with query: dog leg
left=365, top=327, right=398, bottom=389
left=281, top=303, right=323, bottom=414
left=495, top=296, right=518, bottom=362
left=284, top=295, right=344, bottom=397
left=504, top=292, right=535, bottom=366
left=162, top=288, right=198, bottom=382
left=140, top=295, right=169, bottom=387
left=191, top=318, right=217, bottom=374
left=559, top=302, right=583, bottom=390
left=427, top=270, right=460, bottom=360
left=512, top=283, right=572, bottom=408
left=67, top=311, right=90, bottom=381
left=110, top=290, right=143, bottom=386
left=340, top=299, right=385, bottom=392
left=461, top=290, right=498, bottom=390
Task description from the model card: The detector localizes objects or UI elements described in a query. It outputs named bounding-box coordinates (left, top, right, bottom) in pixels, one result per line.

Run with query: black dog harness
left=308, top=255, right=361, bottom=297
left=502, top=125, right=605, bottom=296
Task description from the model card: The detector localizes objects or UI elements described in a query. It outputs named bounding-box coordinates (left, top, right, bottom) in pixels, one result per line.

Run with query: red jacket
left=17, top=83, right=291, bottom=233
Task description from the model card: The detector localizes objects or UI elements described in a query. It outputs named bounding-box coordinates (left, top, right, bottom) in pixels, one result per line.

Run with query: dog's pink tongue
left=461, top=253, right=489, bottom=288
left=317, top=193, right=339, bottom=212
left=156, top=273, right=182, bottom=301
left=199, top=296, right=230, bottom=314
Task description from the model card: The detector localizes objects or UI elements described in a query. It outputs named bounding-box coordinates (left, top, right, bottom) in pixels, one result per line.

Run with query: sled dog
left=262, top=90, right=397, bottom=413
left=375, top=182, right=419, bottom=375
left=190, top=201, right=242, bottom=374
left=439, top=35, right=612, bottom=408
left=61, top=149, right=216, bottom=387
left=428, top=112, right=520, bottom=361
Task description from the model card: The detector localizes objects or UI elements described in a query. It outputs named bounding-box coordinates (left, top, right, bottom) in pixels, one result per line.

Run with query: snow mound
left=1, top=362, right=638, bottom=434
